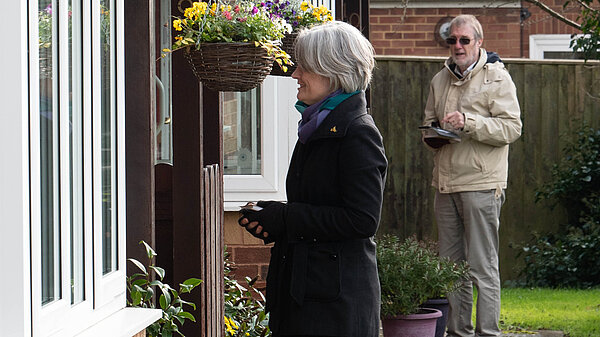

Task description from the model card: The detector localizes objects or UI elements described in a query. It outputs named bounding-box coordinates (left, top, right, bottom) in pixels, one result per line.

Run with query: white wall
left=0, top=1, right=32, bottom=336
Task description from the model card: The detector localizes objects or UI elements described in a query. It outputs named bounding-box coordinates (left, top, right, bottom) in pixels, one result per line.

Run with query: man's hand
left=442, top=110, right=465, bottom=130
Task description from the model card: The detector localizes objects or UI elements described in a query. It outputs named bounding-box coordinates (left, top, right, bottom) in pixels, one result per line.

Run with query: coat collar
left=444, top=48, right=488, bottom=81
left=304, top=91, right=367, bottom=142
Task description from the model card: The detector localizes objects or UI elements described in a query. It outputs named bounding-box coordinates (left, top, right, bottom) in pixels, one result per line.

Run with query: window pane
left=155, top=0, right=173, bottom=165
left=223, top=89, right=262, bottom=175
left=544, top=51, right=586, bottom=60
left=69, top=0, right=85, bottom=304
left=39, top=0, right=61, bottom=306
left=101, top=0, right=117, bottom=275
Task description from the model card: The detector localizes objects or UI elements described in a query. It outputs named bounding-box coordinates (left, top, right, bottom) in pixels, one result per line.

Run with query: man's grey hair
left=294, top=21, right=375, bottom=92
left=450, top=14, right=484, bottom=41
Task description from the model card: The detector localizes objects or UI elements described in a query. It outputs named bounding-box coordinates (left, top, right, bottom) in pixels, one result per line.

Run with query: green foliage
left=224, top=250, right=270, bottom=337
left=519, top=125, right=600, bottom=288
left=566, top=0, right=600, bottom=60
left=535, top=125, right=600, bottom=229
left=516, top=228, right=600, bottom=288
left=127, top=241, right=203, bottom=337
left=376, top=235, right=470, bottom=316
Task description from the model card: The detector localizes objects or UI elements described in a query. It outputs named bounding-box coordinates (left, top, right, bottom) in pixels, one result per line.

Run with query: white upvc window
left=529, top=34, right=588, bottom=60
left=17, top=0, right=158, bottom=335
left=223, top=76, right=299, bottom=210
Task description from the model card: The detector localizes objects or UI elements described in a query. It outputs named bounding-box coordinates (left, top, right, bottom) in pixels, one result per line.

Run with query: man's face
left=448, top=24, right=482, bottom=72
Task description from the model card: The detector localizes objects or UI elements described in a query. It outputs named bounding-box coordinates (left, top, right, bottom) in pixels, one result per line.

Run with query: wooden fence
left=370, top=56, right=600, bottom=281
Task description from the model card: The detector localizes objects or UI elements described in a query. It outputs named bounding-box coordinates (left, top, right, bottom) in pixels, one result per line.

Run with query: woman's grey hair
left=450, top=14, right=484, bottom=41
left=294, top=21, right=375, bottom=92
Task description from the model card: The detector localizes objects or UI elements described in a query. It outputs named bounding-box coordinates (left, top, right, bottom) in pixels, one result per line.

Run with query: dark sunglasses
left=446, top=37, right=471, bottom=45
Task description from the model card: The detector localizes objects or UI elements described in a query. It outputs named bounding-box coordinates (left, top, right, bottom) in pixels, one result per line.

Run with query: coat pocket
left=304, top=244, right=342, bottom=301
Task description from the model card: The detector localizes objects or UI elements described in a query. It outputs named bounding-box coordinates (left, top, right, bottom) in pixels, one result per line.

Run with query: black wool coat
left=266, top=91, right=388, bottom=337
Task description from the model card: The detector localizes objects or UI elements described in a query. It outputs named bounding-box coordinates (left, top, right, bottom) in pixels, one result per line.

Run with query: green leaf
left=177, top=311, right=196, bottom=322
left=150, top=266, right=166, bottom=280
left=128, top=258, right=147, bottom=274
left=140, top=240, right=157, bottom=259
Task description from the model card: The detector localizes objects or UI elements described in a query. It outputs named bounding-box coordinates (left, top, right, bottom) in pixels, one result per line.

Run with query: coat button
left=330, top=254, right=338, bottom=260
left=313, top=238, right=317, bottom=242
left=299, top=236, right=304, bottom=240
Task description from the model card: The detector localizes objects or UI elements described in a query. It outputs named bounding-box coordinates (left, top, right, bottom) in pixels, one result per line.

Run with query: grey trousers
left=434, top=189, right=505, bottom=337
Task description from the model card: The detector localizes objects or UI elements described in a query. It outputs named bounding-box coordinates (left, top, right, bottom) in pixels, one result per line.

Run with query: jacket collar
left=444, top=47, right=488, bottom=81
left=304, top=91, right=367, bottom=142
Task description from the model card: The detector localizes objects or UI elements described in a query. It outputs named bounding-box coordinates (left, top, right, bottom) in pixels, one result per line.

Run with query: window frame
left=529, top=34, right=584, bottom=60
left=28, top=0, right=127, bottom=335
left=223, top=75, right=299, bottom=210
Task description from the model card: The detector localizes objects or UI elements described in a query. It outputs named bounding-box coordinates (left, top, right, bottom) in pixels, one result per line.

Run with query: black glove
left=238, top=201, right=287, bottom=243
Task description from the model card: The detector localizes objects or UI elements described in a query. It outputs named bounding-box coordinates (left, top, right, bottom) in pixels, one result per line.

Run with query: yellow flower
left=172, top=19, right=182, bottom=31
left=300, top=1, right=309, bottom=11
left=174, top=36, right=183, bottom=41
left=224, top=316, right=236, bottom=335
left=210, top=2, right=217, bottom=15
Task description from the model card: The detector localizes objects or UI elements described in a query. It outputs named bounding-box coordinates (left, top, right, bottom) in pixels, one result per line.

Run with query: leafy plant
left=223, top=250, right=270, bottom=337
left=170, top=0, right=292, bottom=70
left=518, top=124, right=600, bottom=288
left=127, top=241, right=203, bottom=337
left=566, top=0, right=600, bottom=61
left=535, top=124, right=600, bottom=229
left=516, top=218, right=600, bottom=288
left=376, top=235, right=470, bottom=316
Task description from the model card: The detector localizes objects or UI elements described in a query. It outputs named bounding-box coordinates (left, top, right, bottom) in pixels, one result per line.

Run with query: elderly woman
left=238, top=21, right=387, bottom=337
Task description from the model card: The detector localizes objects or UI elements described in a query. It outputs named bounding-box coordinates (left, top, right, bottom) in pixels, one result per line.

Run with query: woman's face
left=291, top=65, right=332, bottom=105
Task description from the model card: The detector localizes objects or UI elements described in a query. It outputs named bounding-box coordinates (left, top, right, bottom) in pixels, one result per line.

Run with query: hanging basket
left=270, top=31, right=298, bottom=77
left=185, top=42, right=274, bottom=92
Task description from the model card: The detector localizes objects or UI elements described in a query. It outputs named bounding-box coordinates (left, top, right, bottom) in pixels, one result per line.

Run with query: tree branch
left=522, top=0, right=582, bottom=30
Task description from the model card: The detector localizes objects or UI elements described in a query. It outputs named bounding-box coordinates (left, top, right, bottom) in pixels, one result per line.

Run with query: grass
left=472, top=288, right=600, bottom=337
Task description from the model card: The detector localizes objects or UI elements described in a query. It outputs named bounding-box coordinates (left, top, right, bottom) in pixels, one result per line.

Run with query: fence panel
left=371, top=56, right=600, bottom=281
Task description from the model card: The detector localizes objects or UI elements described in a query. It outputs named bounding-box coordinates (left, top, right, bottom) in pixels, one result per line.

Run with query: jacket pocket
left=304, top=243, right=342, bottom=301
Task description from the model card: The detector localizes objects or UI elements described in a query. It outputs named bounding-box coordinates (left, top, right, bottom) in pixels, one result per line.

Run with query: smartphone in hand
left=240, top=201, right=263, bottom=212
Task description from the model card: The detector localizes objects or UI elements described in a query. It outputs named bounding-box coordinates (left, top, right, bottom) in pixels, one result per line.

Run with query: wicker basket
left=185, top=42, right=274, bottom=92
left=270, top=32, right=298, bottom=77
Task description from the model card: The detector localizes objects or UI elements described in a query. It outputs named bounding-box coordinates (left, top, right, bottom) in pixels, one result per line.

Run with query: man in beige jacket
left=422, top=15, right=522, bottom=337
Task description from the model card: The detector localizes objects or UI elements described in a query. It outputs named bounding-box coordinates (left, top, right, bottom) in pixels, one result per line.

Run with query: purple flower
left=251, top=6, right=258, bottom=14
left=45, top=3, right=52, bottom=14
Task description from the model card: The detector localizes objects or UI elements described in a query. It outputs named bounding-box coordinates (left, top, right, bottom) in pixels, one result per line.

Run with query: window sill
left=76, top=307, right=162, bottom=337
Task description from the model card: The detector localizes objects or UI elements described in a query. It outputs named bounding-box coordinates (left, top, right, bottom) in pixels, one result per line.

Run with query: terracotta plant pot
left=382, top=308, right=442, bottom=337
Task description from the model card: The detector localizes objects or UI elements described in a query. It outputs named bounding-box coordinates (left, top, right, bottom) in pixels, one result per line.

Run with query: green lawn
left=476, top=288, right=600, bottom=337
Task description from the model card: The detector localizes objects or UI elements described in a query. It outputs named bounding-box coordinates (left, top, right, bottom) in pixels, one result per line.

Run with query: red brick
left=403, top=32, right=427, bottom=39
left=414, top=8, right=438, bottom=15
left=390, top=40, right=416, bottom=48
left=230, top=264, right=259, bottom=280
left=233, top=247, right=271, bottom=264
left=385, top=32, right=404, bottom=40
left=415, top=24, right=436, bottom=32
left=379, top=16, right=409, bottom=24
left=371, top=24, right=392, bottom=32
left=416, top=40, right=438, bottom=48
left=370, top=8, right=390, bottom=16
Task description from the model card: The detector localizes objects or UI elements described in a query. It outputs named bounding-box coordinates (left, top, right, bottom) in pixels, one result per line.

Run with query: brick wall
left=224, top=212, right=272, bottom=289
left=370, top=1, right=586, bottom=58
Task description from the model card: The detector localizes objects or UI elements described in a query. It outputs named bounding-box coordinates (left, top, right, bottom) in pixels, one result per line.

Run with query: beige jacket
left=423, top=49, right=522, bottom=193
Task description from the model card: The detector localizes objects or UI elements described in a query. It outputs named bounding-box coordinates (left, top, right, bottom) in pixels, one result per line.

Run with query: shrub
left=518, top=124, right=600, bottom=288
left=376, top=235, right=470, bottom=316
left=224, top=250, right=270, bottom=337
